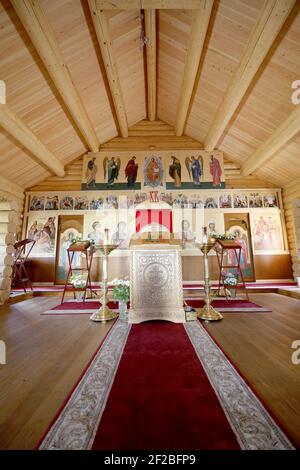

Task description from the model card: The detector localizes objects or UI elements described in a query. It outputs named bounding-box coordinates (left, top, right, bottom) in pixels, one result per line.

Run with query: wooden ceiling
left=0, top=0, right=300, bottom=192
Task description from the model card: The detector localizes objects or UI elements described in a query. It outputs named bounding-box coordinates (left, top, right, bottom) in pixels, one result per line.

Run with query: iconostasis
left=24, top=188, right=287, bottom=260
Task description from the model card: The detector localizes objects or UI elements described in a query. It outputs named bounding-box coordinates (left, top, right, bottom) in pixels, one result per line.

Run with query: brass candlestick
left=197, top=241, right=223, bottom=322
left=90, top=243, right=118, bottom=322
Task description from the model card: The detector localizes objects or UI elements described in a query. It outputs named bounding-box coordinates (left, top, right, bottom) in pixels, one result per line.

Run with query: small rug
left=185, top=298, right=272, bottom=312
left=43, top=298, right=270, bottom=315
left=38, top=320, right=293, bottom=450
left=43, top=300, right=119, bottom=315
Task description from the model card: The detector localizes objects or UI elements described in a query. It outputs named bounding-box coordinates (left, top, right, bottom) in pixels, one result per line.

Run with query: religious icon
left=226, top=225, right=253, bottom=278
left=248, top=193, right=263, bottom=208
left=104, top=195, right=118, bottom=209
left=143, top=156, right=164, bottom=188
left=30, top=196, right=45, bottom=211
left=233, top=194, right=248, bottom=208
left=103, top=156, right=121, bottom=187
left=204, top=196, right=218, bottom=209
left=28, top=216, right=56, bottom=255
left=74, top=196, right=89, bottom=210
left=208, top=221, right=216, bottom=236
left=125, top=156, right=138, bottom=188
left=111, top=221, right=129, bottom=249
left=87, top=221, right=105, bottom=245
left=253, top=213, right=283, bottom=251
left=28, top=220, right=38, bottom=239
left=60, top=196, right=74, bottom=210
left=230, top=228, right=248, bottom=269
left=181, top=219, right=196, bottom=248
left=189, top=194, right=203, bottom=208
left=45, top=196, right=59, bottom=211
left=58, top=229, right=82, bottom=279
left=219, top=194, right=232, bottom=208
left=185, top=155, right=203, bottom=186
left=173, top=194, right=188, bottom=208
left=90, top=197, right=103, bottom=210
left=263, top=193, right=278, bottom=208
left=169, top=156, right=182, bottom=188
left=85, top=156, right=98, bottom=190
left=134, top=192, right=148, bottom=206
left=209, top=154, right=222, bottom=187
left=159, top=192, right=173, bottom=206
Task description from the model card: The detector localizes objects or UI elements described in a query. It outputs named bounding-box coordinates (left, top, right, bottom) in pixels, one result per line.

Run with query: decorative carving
left=129, top=246, right=185, bottom=323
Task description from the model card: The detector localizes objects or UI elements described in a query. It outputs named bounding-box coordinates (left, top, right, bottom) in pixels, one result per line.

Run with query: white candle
left=203, top=226, right=208, bottom=244
left=104, top=228, right=109, bottom=244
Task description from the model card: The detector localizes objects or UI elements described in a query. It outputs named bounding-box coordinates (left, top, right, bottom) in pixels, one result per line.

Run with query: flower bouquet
left=223, top=272, right=239, bottom=298
left=210, top=232, right=235, bottom=241
left=69, top=272, right=88, bottom=301
left=111, top=278, right=130, bottom=319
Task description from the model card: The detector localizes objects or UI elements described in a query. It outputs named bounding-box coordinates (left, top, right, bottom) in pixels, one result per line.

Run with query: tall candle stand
left=90, top=237, right=118, bottom=322
left=197, top=241, right=223, bottom=322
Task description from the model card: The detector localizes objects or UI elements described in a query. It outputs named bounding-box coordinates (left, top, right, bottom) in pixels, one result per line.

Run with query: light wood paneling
left=1, top=1, right=300, bottom=190
left=283, top=180, right=300, bottom=278
left=107, top=10, right=146, bottom=127
left=88, top=3, right=128, bottom=137
left=11, top=0, right=100, bottom=152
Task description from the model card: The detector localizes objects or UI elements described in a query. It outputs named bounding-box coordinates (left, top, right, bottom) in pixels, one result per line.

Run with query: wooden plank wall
left=283, top=177, right=300, bottom=279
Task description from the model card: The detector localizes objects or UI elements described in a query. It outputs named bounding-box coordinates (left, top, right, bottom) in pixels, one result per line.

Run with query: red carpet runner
left=92, top=322, right=239, bottom=450
left=39, top=320, right=293, bottom=450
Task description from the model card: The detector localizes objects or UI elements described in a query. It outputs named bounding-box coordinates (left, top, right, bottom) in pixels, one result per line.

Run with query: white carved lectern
left=128, top=233, right=185, bottom=323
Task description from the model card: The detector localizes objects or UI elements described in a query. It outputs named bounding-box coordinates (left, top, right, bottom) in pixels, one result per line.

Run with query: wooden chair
left=61, top=240, right=95, bottom=304
left=215, top=239, right=249, bottom=301
left=12, top=239, right=35, bottom=292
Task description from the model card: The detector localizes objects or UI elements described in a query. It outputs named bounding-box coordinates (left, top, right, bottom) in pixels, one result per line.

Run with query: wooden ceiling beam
left=241, top=105, right=300, bottom=176
left=11, top=0, right=100, bottom=152
left=175, top=1, right=214, bottom=136
left=145, top=9, right=157, bottom=121
left=0, top=104, right=65, bottom=178
left=204, top=0, right=296, bottom=151
left=95, top=1, right=204, bottom=9
left=88, top=1, right=128, bottom=138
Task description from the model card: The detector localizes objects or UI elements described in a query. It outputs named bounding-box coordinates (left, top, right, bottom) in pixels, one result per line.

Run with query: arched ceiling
left=0, top=0, right=300, bottom=191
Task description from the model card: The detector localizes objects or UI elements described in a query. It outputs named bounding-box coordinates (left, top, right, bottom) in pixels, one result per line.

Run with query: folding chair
left=12, top=239, right=35, bottom=292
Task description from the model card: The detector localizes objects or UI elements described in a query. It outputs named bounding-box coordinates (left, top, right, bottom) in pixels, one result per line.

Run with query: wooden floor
left=0, top=293, right=299, bottom=449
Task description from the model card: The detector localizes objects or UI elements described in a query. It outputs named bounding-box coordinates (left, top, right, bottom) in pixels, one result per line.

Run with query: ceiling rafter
left=175, top=0, right=214, bottom=136
left=241, top=105, right=300, bottom=176
left=11, top=0, right=100, bottom=152
left=204, top=0, right=296, bottom=151
left=0, top=103, right=65, bottom=177
left=145, top=9, right=157, bottom=121
left=88, top=0, right=129, bottom=138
